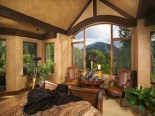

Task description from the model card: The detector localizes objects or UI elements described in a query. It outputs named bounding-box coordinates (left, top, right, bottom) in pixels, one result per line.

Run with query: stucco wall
left=137, top=19, right=155, bottom=87
left=58, top=34, right=72, bottom=83
left=0, top=36, right=43, bottom=92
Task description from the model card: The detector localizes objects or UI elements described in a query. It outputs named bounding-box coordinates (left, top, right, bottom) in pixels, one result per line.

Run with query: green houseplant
left=125, top=86, right=151, bottom=115
left=23, top=54, right=51, bottom=88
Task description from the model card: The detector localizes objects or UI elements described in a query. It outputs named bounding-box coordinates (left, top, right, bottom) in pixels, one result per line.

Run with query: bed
left=0, top=83, right=104, bottom=116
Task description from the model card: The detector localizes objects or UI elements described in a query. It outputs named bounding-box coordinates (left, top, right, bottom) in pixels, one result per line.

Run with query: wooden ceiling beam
left=99, top=0, right=136, bottom=21
left=42, top=32, right=57, bottom=39
left=68, top=15, right=136, bottom=35
left=67, top=0, right=93, bottom=32
left=93, top=0, right=97, bottom=17
left=144, top=14, right=155, bottom=26
left=0, top=27, right=43, bottom=40
left=0, top=5, right=67, bottom=35
left=136, top=0, right=150, bottom=19
left=0, top=27, right=57, bottom=39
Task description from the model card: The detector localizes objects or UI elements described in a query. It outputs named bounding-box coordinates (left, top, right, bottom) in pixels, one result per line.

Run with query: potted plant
left=23, top=54, right=51, bottom=89
left=146, top=84, right=155, bottom=115
left=125, top=86, right=151, bottom=116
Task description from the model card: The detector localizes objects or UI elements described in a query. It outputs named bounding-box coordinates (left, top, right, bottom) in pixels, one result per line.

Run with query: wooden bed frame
left=42, top=81, right=104, bottom=114
left=0, top=82, right=104, bottom=115
left=69, top=86, right=104, bottom=114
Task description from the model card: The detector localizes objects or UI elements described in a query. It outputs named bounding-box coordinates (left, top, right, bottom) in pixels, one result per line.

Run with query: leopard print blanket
left=0, top=92, right=102, bottom=116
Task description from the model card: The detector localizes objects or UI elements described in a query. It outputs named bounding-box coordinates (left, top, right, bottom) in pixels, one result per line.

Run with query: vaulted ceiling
left=0, top=0, right=155, bottom=39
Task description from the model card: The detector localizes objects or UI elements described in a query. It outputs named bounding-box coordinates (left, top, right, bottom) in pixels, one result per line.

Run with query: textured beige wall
left=137, top=19, right=155, bottom=87
left=0, top=35, right=43, bottom=92
left=57, top=34, right=72, bottom=83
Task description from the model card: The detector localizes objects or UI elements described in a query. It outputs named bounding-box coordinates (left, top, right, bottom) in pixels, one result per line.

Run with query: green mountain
left=86, top=42, right=119, bottom=53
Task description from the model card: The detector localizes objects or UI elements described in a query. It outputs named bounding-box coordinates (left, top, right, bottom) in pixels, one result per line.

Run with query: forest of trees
left=0, top=40, right=6, bottom=73
left=72, top=46, right=83, bottom=71
left=151, top=33, right=155, bottom=82
left=45, top=43, right=54, bottom=73
left=86, top=49, right=110, bottom=73
left=113, top=27, right=131, bottom=74
left=23, top=42, right=37, bottom=57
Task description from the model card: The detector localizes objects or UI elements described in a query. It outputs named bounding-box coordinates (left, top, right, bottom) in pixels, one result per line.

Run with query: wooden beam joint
left=42, top=32, right=57, bottom=39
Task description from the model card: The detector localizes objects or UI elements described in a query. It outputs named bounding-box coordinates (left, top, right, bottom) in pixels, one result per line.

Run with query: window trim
left=71, top=24, right=132, bottom=74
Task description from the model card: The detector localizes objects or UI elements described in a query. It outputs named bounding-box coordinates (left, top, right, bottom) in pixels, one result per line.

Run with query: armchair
left=64, top=66, right=78, bottom=86
left=107, top=69, right=131, bottom=106
left=65, top=66, right=78, bottom=81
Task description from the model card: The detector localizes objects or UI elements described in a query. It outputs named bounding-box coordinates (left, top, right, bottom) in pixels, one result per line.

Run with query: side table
left=81, top=77, right=105, bottom=89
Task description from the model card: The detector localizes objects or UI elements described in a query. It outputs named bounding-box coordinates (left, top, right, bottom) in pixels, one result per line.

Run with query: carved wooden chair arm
left=97, top=89, right=104, bottom=115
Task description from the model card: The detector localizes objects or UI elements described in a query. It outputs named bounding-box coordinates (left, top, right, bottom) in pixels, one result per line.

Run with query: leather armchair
left=107, top=69, right=131, bottom=106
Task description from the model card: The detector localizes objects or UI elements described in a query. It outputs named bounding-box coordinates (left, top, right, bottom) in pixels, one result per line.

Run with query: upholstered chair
left=107, top=69, right=131, bottom=106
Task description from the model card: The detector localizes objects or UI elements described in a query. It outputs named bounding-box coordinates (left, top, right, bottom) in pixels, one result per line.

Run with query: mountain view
left=85, top=42, right=119, bottom=53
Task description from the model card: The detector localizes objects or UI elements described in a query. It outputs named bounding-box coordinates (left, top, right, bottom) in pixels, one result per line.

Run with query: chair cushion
left=108, top=87, right=122, bottom=96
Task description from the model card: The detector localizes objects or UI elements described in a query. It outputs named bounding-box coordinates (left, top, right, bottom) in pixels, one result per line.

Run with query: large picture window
left=45, top=43, right=54, bottom=73
left=72, top=24, right=131, bottom=75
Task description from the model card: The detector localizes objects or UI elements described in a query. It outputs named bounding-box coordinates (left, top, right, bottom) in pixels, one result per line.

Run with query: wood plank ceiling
left=0, top=0, right=155, bottom=39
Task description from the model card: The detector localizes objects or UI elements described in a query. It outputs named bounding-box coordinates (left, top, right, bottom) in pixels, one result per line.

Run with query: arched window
left=72, top=24, right=131, bottom=74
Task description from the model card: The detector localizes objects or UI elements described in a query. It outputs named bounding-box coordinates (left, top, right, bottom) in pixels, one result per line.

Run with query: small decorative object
left=97, top=64, right=101, bottom=70
left=97, top=64, right=102, bottom=79
left=85, top=68, right=98, bottom=80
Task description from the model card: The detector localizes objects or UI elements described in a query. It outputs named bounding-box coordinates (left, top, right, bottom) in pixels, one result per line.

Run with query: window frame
left=72, top=24, right=132, bottom=74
